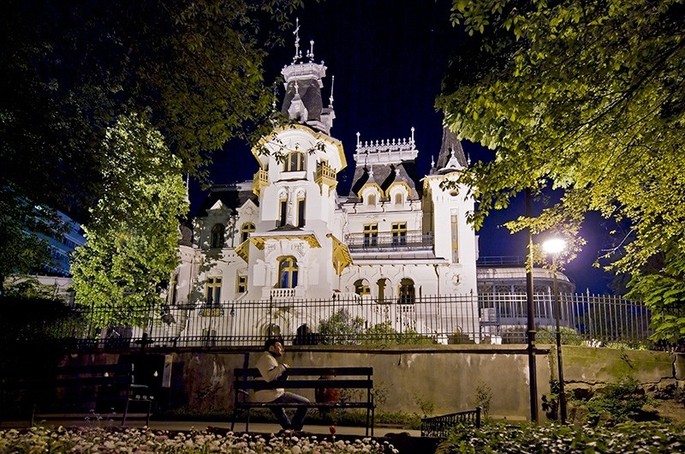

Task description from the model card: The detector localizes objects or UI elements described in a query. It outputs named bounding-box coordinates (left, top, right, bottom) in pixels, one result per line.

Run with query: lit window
left=399, top=278, right=415, bottom=304
left=278, top=197, right=287, bottom=227
left=284, top=151, right=305, bottom=172
left=211, top=224, right=225, bottom=248
left=206, top=277, right=222, bottom=306
left=391, top=222, right=407, bottom=246
left=240, top=222, right=255, bottom=243
left=367, top=193, right=376, bottom=206
left=278, top=256, right=299, bottom=288
left=296, top=196, right=306, bottom=227
left=363, top=224, right=378, bottom=247
left=237, top=275, right=247, bottom=294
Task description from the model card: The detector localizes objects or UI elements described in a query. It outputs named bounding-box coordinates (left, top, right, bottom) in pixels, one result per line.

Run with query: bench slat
left=233, top=367, right=373, bottom=378
left=236, top=379, right=372, bottom=390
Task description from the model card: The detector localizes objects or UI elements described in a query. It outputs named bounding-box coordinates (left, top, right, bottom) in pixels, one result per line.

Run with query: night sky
left=194, top=0, right=615, bottom=294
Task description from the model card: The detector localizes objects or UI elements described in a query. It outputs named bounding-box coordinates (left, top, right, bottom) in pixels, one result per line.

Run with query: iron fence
left=6, top=293, right=652, bottom=349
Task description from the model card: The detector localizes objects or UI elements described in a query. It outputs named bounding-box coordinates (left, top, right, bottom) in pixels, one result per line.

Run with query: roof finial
left=431, top=155, right=435, bottom=168
left=184, top=173, right=190, bottom=203
left=356, top=131, right=361, bottom=148
left=410, top=126, right=415, bottom=145
left=293, top=18, right=302, bottom=62
left=368, top=165, right=374, bottom=179
left=271, top=85, right=277, bottom=111
left=306, top=39, right=315, bottom=61
left=294, top=82, right=299, bottom=96
left=329, top=75, right=335, bottom=107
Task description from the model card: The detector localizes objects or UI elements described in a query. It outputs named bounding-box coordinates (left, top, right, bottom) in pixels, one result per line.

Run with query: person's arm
left=256, top=354, right=287, bottom=382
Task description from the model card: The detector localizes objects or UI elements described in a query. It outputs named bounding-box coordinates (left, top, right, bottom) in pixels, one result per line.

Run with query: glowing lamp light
left=542, top=238, right=567, bottom=255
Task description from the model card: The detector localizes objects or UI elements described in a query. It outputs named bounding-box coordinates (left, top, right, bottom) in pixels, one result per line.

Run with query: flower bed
left=0, top=427, right=399, bottom=454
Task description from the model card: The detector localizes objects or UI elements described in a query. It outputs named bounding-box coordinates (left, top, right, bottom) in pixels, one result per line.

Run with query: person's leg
left=276, top=392, right=310, bottom=430
left=268, top=398, right=293, bottom=429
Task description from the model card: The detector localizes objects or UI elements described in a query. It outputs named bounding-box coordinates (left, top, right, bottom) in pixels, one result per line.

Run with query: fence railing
left=5, top=293, right=652, bottom=349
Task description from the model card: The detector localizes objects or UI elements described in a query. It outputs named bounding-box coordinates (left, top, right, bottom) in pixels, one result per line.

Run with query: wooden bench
left=31, top=363, right=154, bottom=426
left=420, top=407, right=482, bottom=438
left=231, top=366, right=375, bottom=435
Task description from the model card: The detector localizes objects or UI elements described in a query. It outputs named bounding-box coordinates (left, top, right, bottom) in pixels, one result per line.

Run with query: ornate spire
left=329, top=75, right=335, bottom=107
left=306, top=39, right=315, bottom=61
left=293, top=18, right=302, bottom=62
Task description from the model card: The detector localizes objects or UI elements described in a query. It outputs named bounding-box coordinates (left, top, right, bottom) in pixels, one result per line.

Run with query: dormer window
left=367, top=194, right=376, bottom=206
left=395, top=193, right=403, bottom=205
left=284, top=151, right=305, bottom=172
left=240, top=222, right=255, bottom=243
left=210, top=224, right=225, bottom=248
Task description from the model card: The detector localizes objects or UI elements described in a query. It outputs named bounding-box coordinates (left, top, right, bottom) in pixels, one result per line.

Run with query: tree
left=439, top=0, right=685, bottom=341
left=1, top=0, right=300, bottom=219
left=0, top=186, right=64, bottom=294
left=70, top=114, right=188, bottom=328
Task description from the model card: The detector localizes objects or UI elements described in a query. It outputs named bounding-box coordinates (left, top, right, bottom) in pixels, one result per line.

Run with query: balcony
left=252, top=169, right=269, bottom=196
left=315, top=162, right=337, bottom=193
left=345, top=231, right=433, bottom=252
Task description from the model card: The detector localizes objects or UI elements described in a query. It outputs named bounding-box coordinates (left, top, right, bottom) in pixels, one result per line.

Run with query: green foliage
left=414, top=394, right=435, bottom=417
left=536, top=326, right=584, bottom=345
left=1, top=0, right=300, bottom=224
left=441, top=0, right=685, bottom=338
left=472, top=382, right=493, bottom=416
left=363, top=321, right=437, bottom=345
left=319, top=309, right=365, bottom=345
left=70, top=114, right=188, bottom=328
left=0, top=296, right=85, bottom=344
left=318, top=314, right=437, bottom=345
left=442, top=421, right=685, bottom=454
left=0, top=186, right=65, bottom=291
left=585, top=376, right=648, bottom=424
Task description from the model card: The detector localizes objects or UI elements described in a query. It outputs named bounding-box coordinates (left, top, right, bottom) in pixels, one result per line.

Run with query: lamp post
left=542, top=238, right=567, bottom=424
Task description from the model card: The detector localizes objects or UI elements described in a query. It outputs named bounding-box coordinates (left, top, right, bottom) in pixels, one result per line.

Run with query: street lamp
left=542, top=238, right=567, bottom=424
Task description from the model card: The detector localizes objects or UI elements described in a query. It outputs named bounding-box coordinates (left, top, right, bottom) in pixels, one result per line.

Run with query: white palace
left=159, top=32, right=573, bottom=345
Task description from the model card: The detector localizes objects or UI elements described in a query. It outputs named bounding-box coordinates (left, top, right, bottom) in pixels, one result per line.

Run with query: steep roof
left=197, top=184, right=258, bottom=217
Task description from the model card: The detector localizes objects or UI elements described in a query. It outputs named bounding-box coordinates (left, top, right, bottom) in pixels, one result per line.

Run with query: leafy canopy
left=440, top=0, right=685, bottom=341
left=70, top=114, right=188, bottom=328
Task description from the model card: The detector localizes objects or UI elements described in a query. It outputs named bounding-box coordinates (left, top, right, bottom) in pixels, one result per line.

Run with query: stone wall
left=49, top=345, right=683, bottom=421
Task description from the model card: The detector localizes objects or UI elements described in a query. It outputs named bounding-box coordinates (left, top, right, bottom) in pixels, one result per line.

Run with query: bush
left=441, top=421, right=685, bottom=453
left=536, top=326, right=584, bottom=345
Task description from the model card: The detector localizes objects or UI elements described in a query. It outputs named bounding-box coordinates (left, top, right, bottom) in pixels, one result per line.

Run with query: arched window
left=278, top=256, right=298, bottom=288
left=296, top=195, right=306, bottom=227
left=284, top=151, right=305, bottom=172
left=211, top=224, right=225, bottom=248
left=399, top=278, right=415, bottom=304
left=354, top=279, right=370, bottom=296
left=240, top=222, right=255, bottom=243
left=395, top=193, right=403, bottom=205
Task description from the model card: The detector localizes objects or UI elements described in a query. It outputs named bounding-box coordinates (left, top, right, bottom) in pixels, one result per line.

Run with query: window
left=354, top=279, right=370, bottom=296
left=284, top=151, right=305, bottom=172
left=451, top=214, right=459, bottom=263
left=278, top=197, right=287, bottom=227
left=168, top=273, right=178, bottom=306
left=399, top=278, right=415, bottom=304
left=363, top=224, right=378, bottom=247
left=240, top=222, right=255, bottom=243
left=211, top=224, right=225, bottom=248
left=206, top=277, right=222, bottom=306
left=391, top=222, right=407, bottom=246
left=367, top=193, right=376, bottom=206
left=394, top=193, right=403, bottom=205
left=296, top=196, right=306, bottom=227
left=278, top=256, right=298, bottom=288
left=237, top=275, right=248, bottom=294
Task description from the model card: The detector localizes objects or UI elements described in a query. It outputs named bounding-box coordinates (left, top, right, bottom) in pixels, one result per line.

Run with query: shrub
left=441, top=421, right=685, bottom=453
left=536, top=326, right=584, bottom=345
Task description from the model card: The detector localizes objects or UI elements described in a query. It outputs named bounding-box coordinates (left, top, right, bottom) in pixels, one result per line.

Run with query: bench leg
left=245, top=409, right=250, bottom=433
left=146, top=400, right=151, bottom=426
left=122, top=399, right=131, bottom=426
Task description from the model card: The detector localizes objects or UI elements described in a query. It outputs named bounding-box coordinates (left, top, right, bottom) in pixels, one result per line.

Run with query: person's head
left=264, top=338, right=285, bottom=357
